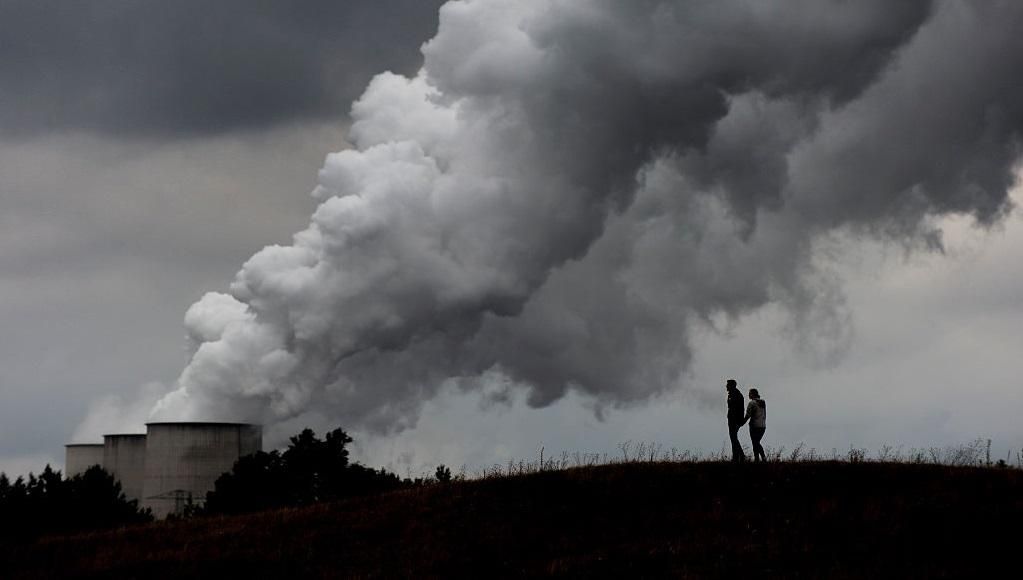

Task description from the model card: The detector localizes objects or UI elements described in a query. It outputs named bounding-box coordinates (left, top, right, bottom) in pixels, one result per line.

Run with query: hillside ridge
left=3, top=461, right=1020, bottom=578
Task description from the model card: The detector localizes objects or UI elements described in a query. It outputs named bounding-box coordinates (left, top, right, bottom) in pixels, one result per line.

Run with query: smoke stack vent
left=64, top=443, right=104, bottom=477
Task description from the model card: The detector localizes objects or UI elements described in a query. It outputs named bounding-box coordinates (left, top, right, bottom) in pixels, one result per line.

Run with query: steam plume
left=150, top=0, right=1021, bottom=433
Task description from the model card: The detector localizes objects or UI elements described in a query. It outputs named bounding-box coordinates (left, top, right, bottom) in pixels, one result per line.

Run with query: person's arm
left=742, top=401, right=754, bottom=426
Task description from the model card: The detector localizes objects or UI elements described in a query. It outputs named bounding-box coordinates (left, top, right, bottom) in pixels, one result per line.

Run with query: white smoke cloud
left=72, top=381, right=168, bottom=441
left=140, top=0, right=1020, bottom=436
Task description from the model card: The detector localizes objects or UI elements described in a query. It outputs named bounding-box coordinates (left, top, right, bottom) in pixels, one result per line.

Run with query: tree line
left=201, top=426, right=453, bottom=516
left=0, top=465, right=151, bottom=542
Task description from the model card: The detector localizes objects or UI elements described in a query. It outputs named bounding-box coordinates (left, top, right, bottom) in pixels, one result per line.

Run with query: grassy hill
left=2, top=461, right=1020, bottom=578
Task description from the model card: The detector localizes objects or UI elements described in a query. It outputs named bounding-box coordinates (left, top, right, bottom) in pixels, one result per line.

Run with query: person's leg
left=728, top=423, right=745, bottom=462
left=751, top=427, right=765, bottom=462
left=759, top=428, right=767, bottom=461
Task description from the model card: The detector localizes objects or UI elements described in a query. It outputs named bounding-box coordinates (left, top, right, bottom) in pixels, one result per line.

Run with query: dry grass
left=463, top=438, right=1018, bottom=480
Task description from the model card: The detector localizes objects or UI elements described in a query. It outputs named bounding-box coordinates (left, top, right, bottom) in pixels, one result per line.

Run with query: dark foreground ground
left=2, top=461, right=1020, bottom=578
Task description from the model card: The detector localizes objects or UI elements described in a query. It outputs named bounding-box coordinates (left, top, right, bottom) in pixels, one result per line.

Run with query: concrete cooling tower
left=142, top=422, right=262, bottom=518
left=103, top=434, right=147, bottom=503
left=64, top=443, right=104, bottom=477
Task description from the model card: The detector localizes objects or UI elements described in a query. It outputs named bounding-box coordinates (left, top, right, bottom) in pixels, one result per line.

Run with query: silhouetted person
left=743, top=388, right=767, bottom=462
left=725, top=379, right=746, bottom=463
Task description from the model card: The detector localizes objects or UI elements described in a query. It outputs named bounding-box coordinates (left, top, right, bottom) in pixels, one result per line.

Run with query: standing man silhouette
left=725, top=379, right=746, bottom=463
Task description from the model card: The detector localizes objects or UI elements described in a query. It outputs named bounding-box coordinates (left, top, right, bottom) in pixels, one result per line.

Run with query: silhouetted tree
left=0, top=465, right=150, bottom=542
left=66, top=466, right=151, bottom=530
left=203, top=450, right=289, bottom=515
left=281, top=427, right=353, bottom=504
left=204, top=426, right=407, bottom=515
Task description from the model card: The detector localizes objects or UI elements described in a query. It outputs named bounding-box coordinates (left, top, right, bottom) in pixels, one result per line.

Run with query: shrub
left=435, top=465, right=452, bottom=483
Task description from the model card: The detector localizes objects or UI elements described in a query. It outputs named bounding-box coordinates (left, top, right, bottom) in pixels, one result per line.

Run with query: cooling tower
left=142, top=422, right=262, bottom=518
left=103, top=433, right=147, bottom=503
left=64, top=443, right=105, bottom=477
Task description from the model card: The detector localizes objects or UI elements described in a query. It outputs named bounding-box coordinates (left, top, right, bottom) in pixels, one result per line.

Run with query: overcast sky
left=2, top=0, right=1021, bottom=478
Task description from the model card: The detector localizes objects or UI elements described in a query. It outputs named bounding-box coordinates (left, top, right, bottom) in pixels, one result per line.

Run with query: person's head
left=726, top=379, right=737, bottom=391
left=749, top=388, right=760, bottom=399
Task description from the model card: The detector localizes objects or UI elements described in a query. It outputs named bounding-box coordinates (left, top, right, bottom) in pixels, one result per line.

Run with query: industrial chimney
left=102, top=433, right=147, bottom=503
left=141, top=422, right=262, bottom=518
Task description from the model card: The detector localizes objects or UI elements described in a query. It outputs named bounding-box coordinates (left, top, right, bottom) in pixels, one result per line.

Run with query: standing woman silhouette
left=743, top=388, right=767, bottom=462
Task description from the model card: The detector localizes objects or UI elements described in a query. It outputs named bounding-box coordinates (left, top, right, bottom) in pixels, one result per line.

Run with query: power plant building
left=64, top=443, right=105, bottom=477
left=142, top=422, right=262, bottom=518
left=103, top=434, right=147, bottom=503
left=64, top=422, right=262, bottom=519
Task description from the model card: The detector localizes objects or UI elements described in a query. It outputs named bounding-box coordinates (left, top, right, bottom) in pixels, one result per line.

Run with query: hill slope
left=2, top=461, right=1020, bottom=578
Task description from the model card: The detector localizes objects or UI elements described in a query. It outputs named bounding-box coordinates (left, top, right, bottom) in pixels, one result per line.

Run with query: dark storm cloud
left=786, top=0, right=1023, bottom=235
left=0, top=0, right=444, bottom=136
